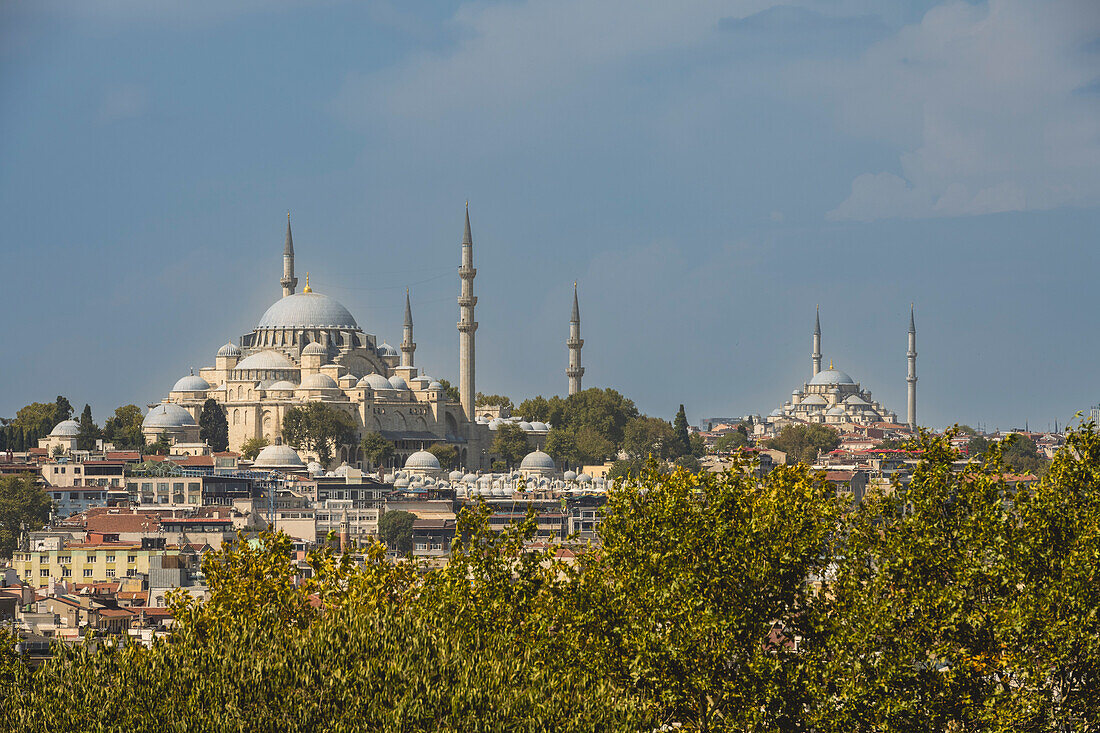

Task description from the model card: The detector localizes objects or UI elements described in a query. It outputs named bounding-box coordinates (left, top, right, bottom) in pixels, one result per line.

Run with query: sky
left=1, top=0, right=1099, bottom=432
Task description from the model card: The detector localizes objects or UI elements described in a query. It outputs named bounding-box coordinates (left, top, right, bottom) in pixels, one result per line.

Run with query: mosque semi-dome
left=358, top=373, right=392, bottom=391
left=809, top=368, right=856, bottom=386
left=143, top=403, right=198, bottom=429
left=519, top=450, right=556, bottom=472
left=301, top=342, right=329, bottom=356
left=256, top=291, right=359, bottom=330
left=299, top=373, right=339, bottom=389
left=388, top=375, right=409, bottom=391
left=217, top=342, right=241, bottom=358
left=235, top=350, right=297, bottom=371
left=172, top=374, right=212, bottom=392
left=50, top=419, right=80, bottom=437
left=267, top=380, right=299, bottom=391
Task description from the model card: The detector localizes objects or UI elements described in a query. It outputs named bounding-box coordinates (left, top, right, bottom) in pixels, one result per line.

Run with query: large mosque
left=768, top=307, right=917, bottom=429
left=140, top=208, right=586, bottom=470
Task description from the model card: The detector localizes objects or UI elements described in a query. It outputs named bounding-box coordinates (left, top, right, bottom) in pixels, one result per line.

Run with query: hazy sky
left=2, top=0, right=1099, bottom=431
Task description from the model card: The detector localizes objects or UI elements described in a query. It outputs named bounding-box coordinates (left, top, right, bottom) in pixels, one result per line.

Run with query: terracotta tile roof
left=117, top=591, right=148, bottom=602
left=98, top=608, right=134, bottom=618
left=824, top=471, right=856, bottom=481
left=85, top=513, right=162, bottom=534
left=106, top=451, right=142, bottom=461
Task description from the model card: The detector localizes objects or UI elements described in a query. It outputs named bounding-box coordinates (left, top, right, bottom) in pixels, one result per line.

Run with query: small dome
left=267, top=380, right=299, bottom=391
left=253, top=443, right=305, bottom=469
left=172, top=374, right=211, bottom=392
left=809, top=368, right=856, bottom=386
left=307, top=461, right=323, bottom=474
left=338, top=374, right=357, bottom=385
left=300, top=373, right=339, bottom=389
left=217, top=342, right=241, bottom=358
left=235, top=350, right=297, bottom=371
left=376, top=343, right=398, bottom=358
left=519, top=450, right=556, bottom=472
left=488, top=418, right=503, bottom=430
left=844, top=394, right=870, bottom=406
left=404, top=451, right=442, bottom=471
left=257, top=291, right=358, bottom=330
left=529, top=421, right=549, bottom=432
left=801, top=394, right=828, bottom=405
left=388, top=375, right=409, bottom=391
left=302, top=342, right=328, bottom=356
left=463, top=473, right=478, bottom=483
left=563, top=470, right=578, bottom=481
left=393, top=477, right=410, bottom=489
left=518, top=421, right=534, bottom=431
left=826, top=406, right=847, bottom=416
left=577, top=473, right=593, bottom=483
left=769, top=408, right=784, bottom=417
left=427, top=381, right=443, bottom=391
left=357, top=373, right=392, bottom=391
left=333, top=462, right=352, bottom=477
left=50, top=419, right=80, bottom=437
left=448, top=469, right=464, bottom=481
left=143, top=403, right=197, bottom=429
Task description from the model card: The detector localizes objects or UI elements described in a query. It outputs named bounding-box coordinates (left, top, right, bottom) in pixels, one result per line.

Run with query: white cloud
left=823, top=0, right=1100, bottom=220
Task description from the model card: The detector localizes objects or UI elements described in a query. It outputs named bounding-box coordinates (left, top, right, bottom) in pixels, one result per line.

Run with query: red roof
left=98, top=608, right=134, bottom=618
left=85, top=513, right=161, bottom=534
left=175, top=456, right=214, bottom=467
left=824, top=471, right=855, bottom=481
left=106, top=451, right=142, bottom=461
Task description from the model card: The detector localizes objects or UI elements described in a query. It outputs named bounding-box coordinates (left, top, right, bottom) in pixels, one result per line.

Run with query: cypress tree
left=77, top=404, right=100, bottom=451
left=199, top=398, right=230, bottom=452
left=672, top=404, right=691, bottom=458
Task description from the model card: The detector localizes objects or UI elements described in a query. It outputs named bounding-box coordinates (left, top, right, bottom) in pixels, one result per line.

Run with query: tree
left=436, top=378, right=461, bottom=404
left=1000, top=432, right=1048, bottom=475
left=147, top=433, right=172, bottom=456
left=689, top=432, right=706, bottom=457
left=957, top=424, right=979, bottom=436
left=360, top=432, right=395, bottom=470
left=555, top=388, right=638, bottom=446
left=198, top=398, right=229, bottom=452
left=672, top=404, right=691, bottom=457
left=517, top=395, right=551, bottom=422
left=0, top=474, right=52, bottom=559
left=715, top=430, right=750, bottom=453
left=427, top=443, right=458, bottom=470
left=377, top=510, right=416, bottom=555
left=282, top=402, right=357, bottom=465
left=544, top=427, right=579, bottom=467
left=76, top=404, right=100, bottom=451
left=765, top=423, right=839, bottom=465
left=13, top=402, right=60, bottom=437
left=491, top=422, right=529, bottom=468
left=240, top=436, right=269, bottom=461
left=622, top=416, right=678, bottom=460
left=54, top=396, right=73, bottom=422
left=475, top=393, right=514, bottom=411
left=966, top=434, right=990, bottom=458
left=103, top=405, right=145, bottom=449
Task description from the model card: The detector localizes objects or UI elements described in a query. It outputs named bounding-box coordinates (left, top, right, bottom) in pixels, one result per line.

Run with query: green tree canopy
left=360, top=432, right=395, bottom=469
left=53, top=396, right=73, bottom=422
left=239, top=436, right=269, bottom=461
left=622, top=416, right=678, bottom=460
left=426, top=443, right=458, bottom=470
left=435, top=378, right=461, bottom=404
left=672, top=404, right=691, bottom=457
left=377, top=510, right=416, bottom=555
left=199, top=398, right=229, bottom=452
left=281, top=402, right=357, bottom=465
left=76, top=404, right=100, bottom=451
left=966, top=434, right=990, bottom=458
left=544, top=427, right=578, bottom=467
left=13, top=402, right=60, bottom=437
left=103, top=404, right=145, bottom=449
left=1000, top=432, right=1048, bottom=475
left=715, top=430, right=750, bottom=452
left=491, top=422, right=529, bottom=469
left=475, top=393, right=514, bottom=411
left=765, top=423, right=839, bottom=465
left=517, top=395, right=551, bottom=422
left=147, top=432, right=172, bottom=456
left=0, top=474, right=52, bottom=559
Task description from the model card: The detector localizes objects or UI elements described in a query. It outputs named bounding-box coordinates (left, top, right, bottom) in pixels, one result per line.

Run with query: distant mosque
left=135, top=207, right=588, bottom=470
left=768, top=307, right=917, bottom=429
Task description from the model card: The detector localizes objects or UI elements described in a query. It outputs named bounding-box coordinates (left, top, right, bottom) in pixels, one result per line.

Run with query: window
left=24, top=569, right=31, bottom=577
left=62, top=568, right=71, bottom=577
left=87, top=554, right=96, bottom=562
left=126, top=569, right=136, bottom=577
left=74, top=466, right=81, bottom=473
left=58, top=556, right=70, bottom=564
left=83, top=569, right=93, bottom=577
left=127, top=555, right=136, bottom=563
left=40, top=569, right=49, bottom=577
left=105, top=569, right=115, bottom=578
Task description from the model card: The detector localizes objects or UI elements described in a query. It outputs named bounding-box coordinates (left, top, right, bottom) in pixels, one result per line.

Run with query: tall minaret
left=812, top=305, right=822, bottom=376
left=457, top=204, right=478, bottom=420
left=567, top=282, right=585, bottom=395
left=401, top=289, right=416, bottom=368
left=907, top=305, right=917, bottom=430
left=281, top=212, right=298, bottom=298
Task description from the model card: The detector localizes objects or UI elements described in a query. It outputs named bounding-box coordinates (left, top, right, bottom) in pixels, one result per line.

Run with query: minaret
left=281, top=212, right=298, bottom=298
left=812, top=305, right=822, bottom=376
left=457, top=203, right=478, bottom=420
left=567, top=282, right=585, bottom=395
left=401, top=289, right=416, bottom=368
left=907, top=304, right=917, bottom=430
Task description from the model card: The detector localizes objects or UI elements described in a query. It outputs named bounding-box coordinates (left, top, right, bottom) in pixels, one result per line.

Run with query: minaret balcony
left=458, top=295, right=478, bottom=307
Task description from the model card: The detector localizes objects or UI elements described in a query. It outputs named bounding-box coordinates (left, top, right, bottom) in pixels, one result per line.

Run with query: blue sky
left=2, top=0, right=1099, bottom=431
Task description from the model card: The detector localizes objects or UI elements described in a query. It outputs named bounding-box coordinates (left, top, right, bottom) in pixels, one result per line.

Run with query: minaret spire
left=281, top=212, right=298, bottom=297
left=567, top=282, right=585, bottom=395
left=907, top=304, right=917, bottom=430
left=401, top=289, right=416, bottom=368
left=812, top=305, right=822, bottom=376
left=457, top=203, right=478, bottom=420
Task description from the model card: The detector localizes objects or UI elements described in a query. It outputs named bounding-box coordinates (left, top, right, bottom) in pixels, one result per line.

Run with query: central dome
left=809, top=368, right=856, bottom=386
left=257, top=292, right=358, bottom=330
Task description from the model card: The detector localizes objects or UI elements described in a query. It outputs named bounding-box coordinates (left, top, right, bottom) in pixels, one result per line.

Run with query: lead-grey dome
left=253, top=443, right=305, bottom=469
left=376, top=342, right=398, bottom=358
left=49, top=419, right=80, bottom=437
left=809, top=368, right=855, bottom=386
left=143, top=403, right=197, bottom=429
left=300, top=373, right=339, bottom=389
left=301, top=342, right=329, bottom=356
left=257, top=292, right=358, bottom=330
left=217, top=342, right=241, bottom=357
left=519, top=450, right=556, bottom=472
left=234, top=350, right=297, bottom=371
left=404, top=450, right=441, bottom=471
left=172, top=374, right=211, bottom=392
left=358, top=373, right=392, bottom=391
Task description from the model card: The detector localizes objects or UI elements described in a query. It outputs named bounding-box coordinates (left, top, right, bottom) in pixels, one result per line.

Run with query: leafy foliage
left=491, top=422, right=529, bottom=468
left=76, top=403, right=100, bottom=451
left=475, top=392, right=514, bottom=410
left=103, top=404, right=145, bottom=449
left=282, top=402, right=357, bottom=465
left=377, top=510, right=417, bottom=554
left=239, top=436, right=269, bottom=461
left=766, top=423, right=840, bottom=465
left=0, top=474, right=52, bottom=559
left=426, top=442, right=458, bottom=470
left=672, top=403, right=691, bottom=457
left=13, top=401, right=61, bottom=437
left=360, top=432, right=395, bottom=469
left=715, top=430, right=750, bottom=452
left=199, top=398, right=229, bottom=452
left=435, top=378, right=462, bottom=404
left=622, top=416, right=678, bottom=459
left=1000, top=432, right=1048, bottom=475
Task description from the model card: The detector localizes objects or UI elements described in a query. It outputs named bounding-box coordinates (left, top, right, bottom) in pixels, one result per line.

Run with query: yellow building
left=12, top=543, right=181, bottom=587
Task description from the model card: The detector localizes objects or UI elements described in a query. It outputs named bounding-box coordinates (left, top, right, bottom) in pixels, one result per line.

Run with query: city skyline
left=2, top=0, right=1099, bottom=430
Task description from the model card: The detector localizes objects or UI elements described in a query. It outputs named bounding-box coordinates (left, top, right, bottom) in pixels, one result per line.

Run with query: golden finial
left=303, top=272, right=312, bottom=293
left=829, top=359, right=834, bottom=370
